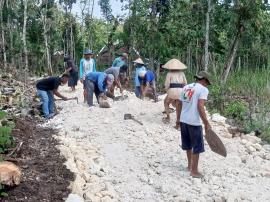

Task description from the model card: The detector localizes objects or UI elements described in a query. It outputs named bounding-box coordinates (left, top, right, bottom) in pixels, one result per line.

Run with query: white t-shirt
left=180, top=83, right=209, bottom=126
left=83, top=59, right=94, bottom=77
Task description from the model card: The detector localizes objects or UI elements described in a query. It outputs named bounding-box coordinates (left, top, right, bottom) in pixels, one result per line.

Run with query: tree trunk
left=0, top=0, right=7, bottom=68
left=221, top=25, right=244, bottom=84
left=196, top=38, right=199, bottom=72
left=7, top=0, right=14, bottom=65
left=42, top=6, right=52, bottom=75
left=22, top=0, right=28, bottom=70
left=237, top=56, right=241, bottom=71
left=204, top=0, right=211, bottom=71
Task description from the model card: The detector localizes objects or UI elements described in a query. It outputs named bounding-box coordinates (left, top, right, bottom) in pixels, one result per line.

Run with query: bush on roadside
left=224, top=100, right=248, bottom=122
left=0, top=111, right=14, bottom=154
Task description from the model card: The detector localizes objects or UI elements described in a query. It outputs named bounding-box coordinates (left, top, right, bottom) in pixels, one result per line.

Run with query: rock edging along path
left=44, top=83, right=270, bottom=202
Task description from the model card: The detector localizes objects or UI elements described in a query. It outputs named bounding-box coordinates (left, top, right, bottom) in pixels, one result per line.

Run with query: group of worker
left=36, top=49, right=212, bottom=178
left=36, top=50, right=158, bottom=115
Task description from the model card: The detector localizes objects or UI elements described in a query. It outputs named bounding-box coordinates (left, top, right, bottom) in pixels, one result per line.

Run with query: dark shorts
left=180, top=122, right=205, bottom=154
left=68, top=72, right=78, bottom=87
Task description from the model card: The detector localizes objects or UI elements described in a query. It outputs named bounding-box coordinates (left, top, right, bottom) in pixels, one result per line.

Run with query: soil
left=1, top=117, right=74, bottom=202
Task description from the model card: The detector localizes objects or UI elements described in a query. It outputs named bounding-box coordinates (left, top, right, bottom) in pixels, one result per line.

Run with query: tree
left=22, top=0, right=28, bottom=71
left=0, top=0, right=7, bottom=68
left=221, top=0, right=266, bottom=83
left=204, top=0, right=211, bottom=71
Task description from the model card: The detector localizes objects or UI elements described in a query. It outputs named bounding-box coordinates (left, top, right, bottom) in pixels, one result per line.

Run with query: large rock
left=263, top=144, right=270, bottom=152
left=241, top=134, right=261, bottom=144
left=252, top=143, right=262, bottom=151
left=66, top=194, right=85, bottom=202
left=211, top=113, right=226, bottom=123
left=0, top=161, right=21, bottom=186
left=247, top=145, right=256, bottom=153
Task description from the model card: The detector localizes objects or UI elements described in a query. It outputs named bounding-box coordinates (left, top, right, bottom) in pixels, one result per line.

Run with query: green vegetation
left=0, top=111, right=15, bottom=154
left=0, top=126, right=14, bottom=154
left=0, top=111, right=6, bottom=120
left=209, top=69, right=270, bottom=141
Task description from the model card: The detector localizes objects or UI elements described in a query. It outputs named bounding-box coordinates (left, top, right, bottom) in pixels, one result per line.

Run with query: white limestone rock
left=65, top=194, right=85, bottom=202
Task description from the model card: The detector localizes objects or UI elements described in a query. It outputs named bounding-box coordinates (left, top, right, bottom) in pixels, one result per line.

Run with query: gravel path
left=44, top=83, right=270, bottom=202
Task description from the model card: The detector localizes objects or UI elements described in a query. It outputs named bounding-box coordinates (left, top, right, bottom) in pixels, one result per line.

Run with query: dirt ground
left=2, top=117, right=74, bottom=202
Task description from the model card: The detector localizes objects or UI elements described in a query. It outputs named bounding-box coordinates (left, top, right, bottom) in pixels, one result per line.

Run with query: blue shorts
left=180, top=122, right=205, bottom=154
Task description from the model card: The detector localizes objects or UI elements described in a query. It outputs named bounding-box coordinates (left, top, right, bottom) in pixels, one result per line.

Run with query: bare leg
left=83, top=89, right=87, bottom=103
left=174, top=100, right=181, bottom=129
left=164, top=95, right=170, bottom=121
left=190, top=153, right=202, bottom=177
left=186, top=150, right=192, bottom=171
left=175, top=100, right=181, bottom=128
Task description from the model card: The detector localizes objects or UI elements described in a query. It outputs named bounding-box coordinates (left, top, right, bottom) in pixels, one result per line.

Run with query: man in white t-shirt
left=178, top=71, right=211, bottom=178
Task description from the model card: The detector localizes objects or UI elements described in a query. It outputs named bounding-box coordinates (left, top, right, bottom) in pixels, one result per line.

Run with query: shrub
left=0, top=126, right=14, bottom=154
left=224, top=100, right=248, bottom=121
left=0, top=111, right=6, bottom=120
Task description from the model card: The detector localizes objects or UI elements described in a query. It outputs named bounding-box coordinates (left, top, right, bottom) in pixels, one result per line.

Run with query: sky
left=72, top=0, right=127, bottom=19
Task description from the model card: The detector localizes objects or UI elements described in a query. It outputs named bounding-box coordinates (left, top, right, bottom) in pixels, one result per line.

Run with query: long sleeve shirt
left=112, top=57, right=126, bottom=68
left=79, top=58, right=96, bottom=79
left=86, top=72, right=107, bottom=92
left=135, top=66, right=146, bottom=86
left=164, top=71, right=187, bottom=90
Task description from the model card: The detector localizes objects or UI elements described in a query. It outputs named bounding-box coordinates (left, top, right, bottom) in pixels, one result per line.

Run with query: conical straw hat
left=163, top=59, right=187, bottom=70
left=133, top=58, right=144, bottom=65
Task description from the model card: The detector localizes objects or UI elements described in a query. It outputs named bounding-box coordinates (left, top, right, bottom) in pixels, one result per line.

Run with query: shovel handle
left=131, top=117, right=143, bottom=125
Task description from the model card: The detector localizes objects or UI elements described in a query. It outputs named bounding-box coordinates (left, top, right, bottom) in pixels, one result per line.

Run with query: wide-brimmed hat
left=163, top=59, right=187, bottom=70
left=106, top=74, right=114, bottom=86
left=83, top=49, right=94, bottom=55
left=122, top=53, right=128, bottom=59
left=138, top=70, right=147, bottom=78
left=194, top=71, right=211, bottom=85
left=133, top=58, right=144, bottom=65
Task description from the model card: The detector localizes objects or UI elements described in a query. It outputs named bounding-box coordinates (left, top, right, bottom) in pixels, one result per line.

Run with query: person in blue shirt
left=133, top=58, right=146, bottom=98
left=112, top=53, right=128, bottom=67
left=79, top=49, right=97, bottom=102
left=138, top=70, right=158, bottom=102
left=84, top=72, right=114, bottom=107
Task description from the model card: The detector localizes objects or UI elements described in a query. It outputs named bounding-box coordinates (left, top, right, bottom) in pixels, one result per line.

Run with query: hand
left=99, top=93, right=107, bottom=100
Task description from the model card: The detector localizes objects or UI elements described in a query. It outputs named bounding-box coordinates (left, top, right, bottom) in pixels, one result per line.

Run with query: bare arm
left=140, top=84, right=145, bottom=98
left=176, top=100, right=182, bottom=123
left=164, top=74, right=170, bottom=91
left=198, top=99, right=211, bottom=132
left=115, top=78, right=123, bottom=92
left=53, top=89, right=67, bottom=100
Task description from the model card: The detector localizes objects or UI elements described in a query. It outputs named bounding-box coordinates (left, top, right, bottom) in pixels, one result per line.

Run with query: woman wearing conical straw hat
left=163, top=59, right=187, bottom=129
left=133, top=58, right=146, bottom=98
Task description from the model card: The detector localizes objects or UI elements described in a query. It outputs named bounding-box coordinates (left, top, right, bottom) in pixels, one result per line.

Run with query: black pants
left=85, top=79, right=101, bottom=106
